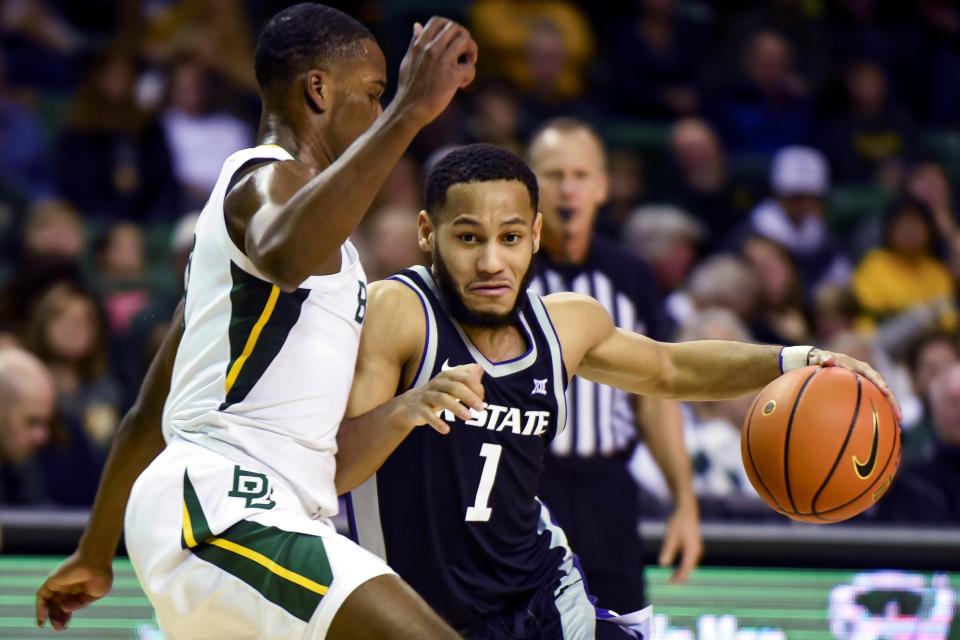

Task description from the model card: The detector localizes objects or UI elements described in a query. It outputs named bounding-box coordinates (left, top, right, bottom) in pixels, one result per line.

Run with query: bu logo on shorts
left=228, top=465, right=277, bottom=509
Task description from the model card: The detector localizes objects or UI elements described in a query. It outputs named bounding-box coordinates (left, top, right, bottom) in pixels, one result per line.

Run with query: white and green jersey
left=162, top=145, right=367, bottom=519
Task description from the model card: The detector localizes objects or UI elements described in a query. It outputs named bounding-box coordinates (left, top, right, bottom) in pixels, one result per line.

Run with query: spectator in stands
left=0, top=348, right=54, bottom=505
left=665, top=118, right=754, bottom=248
left=712, top=30, right=813, bottom=155
left=93, top=222, right=151, bottom=336
left=852, top=197, right=955, bottom=332
left=24, top=284, right=121, bottom=453
left=354, top=205, right=425, bottom=282
left=20, top=199, right=85, bottom=263
left=0, top=199, right=87, bottom=333
left=55, top=46, right=182, bottom=221
left=666, top=253, right=758, bottom=329
left=161, top=54, right=254, bottom=208
left=469, top=0, right=594, bottom=102
left=906, top=162, right=960, bottom=279
left=0, top=0, right=82, bottom=91
left=595, top=148, right=646, bottom=239
left=886, top=362, right=960, bottom=523
left=599, top=0, right=704, bottom=119
left=823, top=58, right=916, bottom=187
left=744, top=146, right=851, bottom=293
left=0, top=46, right=54, bottom=203
left=811, top=282, right=860, bottom=344
left=465, top=80, right=523, bottom=157
left=741, top=235, right=812, bottom=345
left=622, top=204, right=703, bottom=296
left=902, top=331, right=959, bottom=463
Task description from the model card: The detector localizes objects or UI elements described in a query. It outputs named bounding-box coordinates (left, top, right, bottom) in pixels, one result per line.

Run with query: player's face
left=325, top=40, right=387, bottom=157
left=528, top=128, right=608, bottom=263
left=421, top=180, right=542, bottom=327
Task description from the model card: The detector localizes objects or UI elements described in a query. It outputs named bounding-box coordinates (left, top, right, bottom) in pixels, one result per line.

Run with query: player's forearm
left=248, top=106, right=421, bottom=289
left=660, top=341, right=783, bottom=400
left=77, top=303, right=183, bottom=564
left=638, top=398, right=696, bottom=507
left=76, top=410, right=166, bottom=563
left=335, top=400, right=415, bottom=495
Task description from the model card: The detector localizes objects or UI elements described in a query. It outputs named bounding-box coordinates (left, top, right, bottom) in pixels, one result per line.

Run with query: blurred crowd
left=0, top=0, right=958, bottom=525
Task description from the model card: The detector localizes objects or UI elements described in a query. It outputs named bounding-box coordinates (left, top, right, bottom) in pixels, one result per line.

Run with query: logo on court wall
left=228, top=465, right=277, bottom=509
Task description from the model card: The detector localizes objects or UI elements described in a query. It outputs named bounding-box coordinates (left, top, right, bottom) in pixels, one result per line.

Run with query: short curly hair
left=254, top=3, right=374, bottom=91
left=424, top=144, right=539, bottom=218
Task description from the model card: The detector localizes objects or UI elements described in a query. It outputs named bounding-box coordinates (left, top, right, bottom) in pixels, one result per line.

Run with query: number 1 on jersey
left=465, top=443, right=502, bottom=522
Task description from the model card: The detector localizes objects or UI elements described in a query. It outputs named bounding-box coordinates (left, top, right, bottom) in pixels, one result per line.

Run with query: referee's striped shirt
left=530, top=235, right=670, bottom=458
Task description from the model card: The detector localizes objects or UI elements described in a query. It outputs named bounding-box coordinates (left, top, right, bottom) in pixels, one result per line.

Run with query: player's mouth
left=557, top=207, right=576, bottom=223
left=468, top=281, right=512, bottom=297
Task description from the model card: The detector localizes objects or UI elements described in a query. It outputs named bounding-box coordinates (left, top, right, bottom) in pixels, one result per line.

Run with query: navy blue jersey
left=347, top=265, right=572, bottom=630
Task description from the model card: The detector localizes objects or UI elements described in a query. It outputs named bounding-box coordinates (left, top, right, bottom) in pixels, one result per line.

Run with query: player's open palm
left=403, top=363, right=485, bottom=434
left=394, top=16, right=478, bottom=127
left=36, top=552, right=113, bottom=631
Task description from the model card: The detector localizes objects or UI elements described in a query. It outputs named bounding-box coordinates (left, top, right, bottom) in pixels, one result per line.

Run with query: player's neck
left=462, top=324, right=529, bottom=363
left=257, top=114, right=334, bottom=171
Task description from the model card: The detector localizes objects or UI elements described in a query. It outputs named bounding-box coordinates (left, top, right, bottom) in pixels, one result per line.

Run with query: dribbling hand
left=393, top=16, right=478, bottom=128
left=808, top=348, right=902, bottom=421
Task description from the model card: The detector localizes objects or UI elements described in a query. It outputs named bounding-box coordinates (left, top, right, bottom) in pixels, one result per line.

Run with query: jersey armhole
left=215, top=158, right=282, bottom=282
left=387, top=274, right=437, bottom=391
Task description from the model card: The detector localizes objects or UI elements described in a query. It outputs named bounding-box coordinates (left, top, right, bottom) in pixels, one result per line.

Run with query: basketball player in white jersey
left=36, top=5, right=481, bottom=638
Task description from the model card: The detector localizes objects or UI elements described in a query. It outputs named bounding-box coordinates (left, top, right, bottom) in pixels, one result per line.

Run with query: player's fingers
left=412, top=21, right=423, bottom=40
left=48, top=605, right=71, bottom=631
left=432, top=379, right=484, bottom=411
left=417, top=16, right=449, bottom=45
left=421, top=408, right=451, bottom=434
left=671, top=538, right=702, bottom=584
left=35, top=593, right=48, bottom=626
left=658, top=533, right=678, bottom=568
left=426, top=390, right=471, bottom=421
left=424, top=19, right=456, bottom=52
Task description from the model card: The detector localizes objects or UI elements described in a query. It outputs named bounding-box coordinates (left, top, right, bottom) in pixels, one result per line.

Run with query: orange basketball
left=741, top=365, right=901, bottom=523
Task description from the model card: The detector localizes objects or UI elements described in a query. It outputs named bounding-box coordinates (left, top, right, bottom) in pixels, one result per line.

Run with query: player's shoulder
left=367, top=277, right=423, bottom=310
left=542, top=292, right=617, bottom=367
left=359, top=277, right=428, bottom=363
left=542, top=292, right=614, bottom=337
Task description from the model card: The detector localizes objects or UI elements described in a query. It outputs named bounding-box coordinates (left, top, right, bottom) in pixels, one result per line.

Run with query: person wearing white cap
left=746, top=145, right=850, bottom=293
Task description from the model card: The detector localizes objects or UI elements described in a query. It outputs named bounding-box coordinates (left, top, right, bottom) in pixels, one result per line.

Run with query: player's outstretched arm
left=336, top=280, right=483, bottom=494
left=236, top=18, right=478, bottom=291
left=36, top=301, right=184, bottom=631
left=546, top=293, right=899, bottom=412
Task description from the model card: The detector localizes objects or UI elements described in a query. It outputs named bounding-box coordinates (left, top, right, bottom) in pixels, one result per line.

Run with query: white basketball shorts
left=125, top=437, right=393, bottom=639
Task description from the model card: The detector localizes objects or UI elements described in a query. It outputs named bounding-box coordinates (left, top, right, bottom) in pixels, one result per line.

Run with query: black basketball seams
left=783, top=368, right=821, bottom=515
left=810, top=371, right=861, bottom=514
left=744, top=392, right=787, bottom=513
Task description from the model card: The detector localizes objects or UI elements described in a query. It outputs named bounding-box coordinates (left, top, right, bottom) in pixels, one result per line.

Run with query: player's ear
left=304, top=69, right=329, bottom=114
left=532, top=211, right=543, bottom=253
left=417, top=210, right=434, bottom=252
left=596, top=170, right=610, bottom=207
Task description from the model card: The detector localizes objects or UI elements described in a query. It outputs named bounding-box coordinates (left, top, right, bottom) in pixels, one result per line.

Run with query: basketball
left=741, top=365, right=901, bottom=523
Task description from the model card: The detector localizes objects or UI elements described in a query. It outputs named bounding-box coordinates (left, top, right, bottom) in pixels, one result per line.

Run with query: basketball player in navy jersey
left=339, top=144, right=899, bottom=639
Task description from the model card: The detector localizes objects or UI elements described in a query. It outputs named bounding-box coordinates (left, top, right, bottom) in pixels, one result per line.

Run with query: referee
left=527, top=118, right=702, bottom=613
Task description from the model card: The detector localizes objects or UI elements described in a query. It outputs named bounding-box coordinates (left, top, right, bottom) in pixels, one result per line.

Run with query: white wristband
left=779, top=346, right=814, bottom=374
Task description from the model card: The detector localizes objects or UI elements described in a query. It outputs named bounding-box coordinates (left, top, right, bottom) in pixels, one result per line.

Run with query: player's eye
left=503, top=233, right=521, bottom=243
left=458, top=233, right=477, bottom=243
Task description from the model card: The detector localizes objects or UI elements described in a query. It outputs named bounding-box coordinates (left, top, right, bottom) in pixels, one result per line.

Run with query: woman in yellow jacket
left=853, top=197, right=956, bottom=331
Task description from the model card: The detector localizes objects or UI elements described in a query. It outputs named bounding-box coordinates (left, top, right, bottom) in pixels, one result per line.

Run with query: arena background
left=0, top=0, right=958, bottom=638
